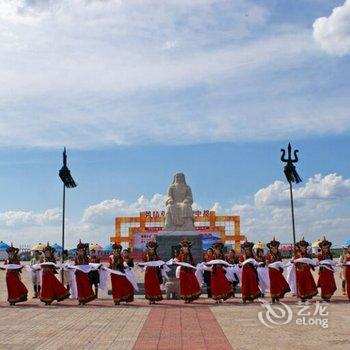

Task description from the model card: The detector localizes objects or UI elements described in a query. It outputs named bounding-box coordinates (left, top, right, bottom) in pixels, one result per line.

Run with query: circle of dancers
left=1, top=237, right=350, bottom=306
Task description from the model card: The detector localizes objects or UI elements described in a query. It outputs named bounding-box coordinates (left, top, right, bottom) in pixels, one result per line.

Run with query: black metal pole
left=289, top=181, right=296, bottom=253
left=60, top=183, right=66, bottom=283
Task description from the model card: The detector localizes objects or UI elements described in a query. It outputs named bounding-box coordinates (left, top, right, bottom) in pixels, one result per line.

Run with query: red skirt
left=179, top=268, right=201, bottom=301
left=111, top=274, right=134, bottom=303
left=75, top=270, right=96, bottom=304
left=346, top=266, right=350, bottom=301
left=211, top=265, right=233, bottom=300
left=295, top=264, right=317, bottom=300
left=268, top=267, right=290, bottom=299
left=6, top=270, right=28, bottom=304
left=144, top=267, right=162, bottom=301
left=40, top=269, right=70, bottom=304
left=241, top=264, right=261, bottom=301
left=317, top=267, right=336, bottom=300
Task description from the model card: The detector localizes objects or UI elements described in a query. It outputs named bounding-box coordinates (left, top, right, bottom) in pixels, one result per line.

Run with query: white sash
left=241, top=258, right=259, bottom=267
left=204, top=259, right=234, bottom=267
left=318, top=259, right=336, bottom=272
left=138, top=260, right=166, bottom=267
left=102, top=267, right=139, bottom=291
left=0, top=264, right=23, bottom=270
left=31, top=262, right=61, bottom=270
left=137, top=260, right=170, bottom=285
left=268, top=261, right=286, bottom=270
left=285, top=263, right=297, bottom=295
left=293, top=257, right=317, bottom=266
left=257, top=267, right=270, bottom=293
left=166, top=258, right=197, bottom=269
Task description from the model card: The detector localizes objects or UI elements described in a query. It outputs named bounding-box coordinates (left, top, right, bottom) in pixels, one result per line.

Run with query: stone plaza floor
left=0, top=269, right=349, bottom=349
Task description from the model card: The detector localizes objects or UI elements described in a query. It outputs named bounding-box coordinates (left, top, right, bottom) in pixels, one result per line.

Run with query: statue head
left=172, top=173, right=186, bottom=185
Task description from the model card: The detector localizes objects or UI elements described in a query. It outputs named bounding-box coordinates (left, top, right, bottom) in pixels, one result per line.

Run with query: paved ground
left=0, top=264, right=349, bottom=350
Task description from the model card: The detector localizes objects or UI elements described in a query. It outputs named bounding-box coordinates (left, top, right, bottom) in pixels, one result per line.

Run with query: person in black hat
left=294, top=237, right=317, bottom=303
left=210, top=241, right=233, bottom=303
left=240, top=239, right=261, bottom=303
left=74, top=240, right=96, bottom=305
left=176, top=239, right=201, bottom=303
left=316, top=236, right=336, bottom=302
left=2, top=243, right=28, bottom=305
left=142, top=241, right=163, bottom=304
left=109, top=243, right=134, bottom=305
left=39, top=242, right=70, bottom=305
left=266, top=237, right=290, bottom=303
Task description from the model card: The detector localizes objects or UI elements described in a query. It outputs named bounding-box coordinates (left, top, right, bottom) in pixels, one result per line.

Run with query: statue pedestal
left=156, top=231, right=203, bottom=264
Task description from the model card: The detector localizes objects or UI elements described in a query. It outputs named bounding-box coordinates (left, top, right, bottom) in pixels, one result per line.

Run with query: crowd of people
left=1, top=237, right=349, bottom=306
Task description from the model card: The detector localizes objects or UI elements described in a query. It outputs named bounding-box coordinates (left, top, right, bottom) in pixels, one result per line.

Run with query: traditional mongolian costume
left=240, top=240, right=261, bottom=303
left=210, top=242, right=233, bottom=302
left=316, top=237, right=337, bottom=302
left=294, top=238, right=317, bottom=302
left=3, top=244, right=28, bottom=305
left=109, top=243, right=134, bottom=305
left=266, top=238, right=290, bottom=303
left=40, top=243, right=70, bottom=305
left=142, top=241, right=163, bottom=304
left=74, top=241, right=96, bottom=305
left=176, top=239, right=201, bottom=303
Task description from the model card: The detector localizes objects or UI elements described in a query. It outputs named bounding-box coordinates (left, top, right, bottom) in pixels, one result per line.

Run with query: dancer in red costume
left=266, top=237, right=290, bottom=303
left=344, top=245, right=350, bottom=301
left=40, top=243, right=70, bottom=305
left=240, top=240, right=261, bottom=303
left=317, top=237, right=337, bottom=302
left=1, top=244, right=28, bottom=305
left=143, top=241, right=163, bottom=304
left=210, top=241, right=233, bottom=303
left=294, top=238, right=317, bottom=302
left=109, top=243, right=134, bottom=305
left=74, top=240, right=96, bottom=305
left=176, top=239, right=201, bottom=303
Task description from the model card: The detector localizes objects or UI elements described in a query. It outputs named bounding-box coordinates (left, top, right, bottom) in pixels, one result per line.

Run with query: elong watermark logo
left=258, top=300, right=329, bottom=329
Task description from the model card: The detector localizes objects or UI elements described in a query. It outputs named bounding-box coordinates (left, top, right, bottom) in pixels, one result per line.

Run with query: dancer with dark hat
left=142, top=241, right=163, bottom=304
left=74, top=240, right=96, bottom=305
left=40, top=242, right=70, bottom=305
left=316, top=237, right=337, bottom=302
left=1, top=243, right=28, bottom=305
left=176, top=238, right=201, bottom=303
left=240, top=239, right=261, bottom=303
left=293, top=237, right=317, bottom=303
left=266, top=237, right=290, bottom=303
left=210, top=241, right=233, bottom=303
left=109, top=243, right=134, bottom=305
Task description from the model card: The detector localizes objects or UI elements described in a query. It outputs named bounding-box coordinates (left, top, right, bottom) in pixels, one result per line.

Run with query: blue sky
left=0, top=0, right=350, bottom=247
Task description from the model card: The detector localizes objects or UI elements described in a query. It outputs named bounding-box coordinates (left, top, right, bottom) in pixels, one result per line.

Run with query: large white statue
left=164, top=173, right=195, bottom=231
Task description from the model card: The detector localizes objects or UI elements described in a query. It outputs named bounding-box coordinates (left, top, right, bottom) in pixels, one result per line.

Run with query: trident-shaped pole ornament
left=280, top=143, right=302, bottom=184
left=280, top=143, right=302, bottom=253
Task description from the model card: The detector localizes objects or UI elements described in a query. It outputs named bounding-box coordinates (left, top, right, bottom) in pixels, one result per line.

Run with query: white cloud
left=0, top=208, right=61, bottom=227
left=255, top=173, right=350, bottom=207
left=2, top=0, right=345, bottom=149
left=313, top=0, right=350, bottom=55
left=82, top=193, right=166, bottom=225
